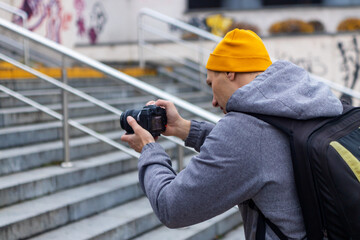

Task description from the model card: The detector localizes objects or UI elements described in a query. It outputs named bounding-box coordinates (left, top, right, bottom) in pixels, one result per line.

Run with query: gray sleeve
left=184, top=120, right=215, bottom=152
left=138, top=113, right=264, bottom=228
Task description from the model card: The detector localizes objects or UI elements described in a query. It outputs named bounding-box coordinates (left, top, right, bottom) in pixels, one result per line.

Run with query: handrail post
left=198, top=36, right=206, bottom=90
left=0, top=2, right=29, bottom=64
left=22, top=18, right=29, bottom=65
left=178, top=145, right=184, bottom=171
left=138, top=13, right=145, bottom=68
left=60, top=56, right=72, bottom=168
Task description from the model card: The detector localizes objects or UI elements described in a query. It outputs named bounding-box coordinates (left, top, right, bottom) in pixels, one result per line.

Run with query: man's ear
left=227, top=72, right=236, bottom=81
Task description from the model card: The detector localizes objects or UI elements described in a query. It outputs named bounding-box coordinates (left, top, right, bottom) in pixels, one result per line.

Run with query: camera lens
left=151, top=115, right=163, bottom=131
left=120, top=109, right=140, bottom=134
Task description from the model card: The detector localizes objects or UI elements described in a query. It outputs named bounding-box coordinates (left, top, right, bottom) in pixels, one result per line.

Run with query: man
left=121, top=29, right=343, bottom=239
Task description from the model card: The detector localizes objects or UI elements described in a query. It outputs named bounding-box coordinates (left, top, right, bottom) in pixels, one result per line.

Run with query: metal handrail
left=139, top=8, right=222, bottom=43
left=0, top=2, right=27, bottom=28
left=0, top=53, right=123, bottom=116
left=138, top=8, right=220, bottom=74
left=138, top=8, right=360, bottom=101
left=0, top=18, right=203, bottom=168
left=0, top=2, right=29, bottom=64
left=0, top=18, right=220, bottom=123
left=310, top=74, right=360, bottom=99
left=0, top=84, right=141, bottom=159
left=0, top=54, right=141, bottom=160
left=0, top=52, right=197, bottom=164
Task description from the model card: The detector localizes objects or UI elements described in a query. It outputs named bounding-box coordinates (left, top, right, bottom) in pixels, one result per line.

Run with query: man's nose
left=212, top=97, right=218, bottom=108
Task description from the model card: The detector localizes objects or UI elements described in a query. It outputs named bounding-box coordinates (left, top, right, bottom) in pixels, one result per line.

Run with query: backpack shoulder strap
left=246, top=200, right=288, bottom=240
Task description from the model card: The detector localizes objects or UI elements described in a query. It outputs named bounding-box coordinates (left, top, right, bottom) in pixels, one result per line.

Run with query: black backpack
left=247, top=102, right=360, bottom=240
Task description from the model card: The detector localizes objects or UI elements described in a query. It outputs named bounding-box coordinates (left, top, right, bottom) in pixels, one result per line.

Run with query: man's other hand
left=120, top=116, right=155, bottom=153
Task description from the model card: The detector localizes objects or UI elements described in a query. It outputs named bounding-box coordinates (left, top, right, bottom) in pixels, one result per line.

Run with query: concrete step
left=0, top=114, right=119, bottom=149
left=173, top=65, right=206, bottom=83
left=0, top=95, right=150, bottom=127
left=29, top=199, right=241, bottom=240
left=0, top=130, right=125, bottom=175
left=0, top=150, right=137, bottom=207
left=134, top=207, right=242, bottom=240
left=28, top=197, right=161, bottom=240
left=0, top=100, right=218, bottom=150
left=221, top=224, right=246, bottom=240
left=0, top=92, right=211, bottom=127
left=0, top=127, right=186, bottom=175
left=0, top=78, right=128, bottom=91
left=0, top=171, right=144, bottom=240
left=158, top=67, right=212, bottom=95
left=0, top=75, right=179, bottom=92
left=0, top=85, right=138, bottom=108
left=158, top=67, right=201, bottom=90
left=0, top=83, right=197, bottom=108
left=0, top=79, right=106, bottom=91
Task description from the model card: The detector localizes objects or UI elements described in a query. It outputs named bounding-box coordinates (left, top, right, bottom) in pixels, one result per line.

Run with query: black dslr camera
left=120, top=105, right=167, bottom=137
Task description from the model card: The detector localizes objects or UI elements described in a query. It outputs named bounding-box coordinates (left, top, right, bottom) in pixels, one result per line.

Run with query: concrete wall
left=2, top=0, right=360, bottom=47
left=186, top=6, right=360, bottom=37
left=265, top=33, right=360, bottom=93
left=73, top=0, right=186, bottom=46
left=0, top=0, right=186, bottom=48
left=1, top=0, right=77, bottom=47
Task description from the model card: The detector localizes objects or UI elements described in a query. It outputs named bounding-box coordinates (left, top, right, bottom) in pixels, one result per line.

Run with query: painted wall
left=0, top=0, right=186, bottom=47
left=1, top=0, right=76, bottom=47
left=73, top=0, right=186, bottom=45
left=185, top=6, right=360, bottom=37
left=265, top=34, right=360, bottom=99
left=2, top=0, right=360, bottom=47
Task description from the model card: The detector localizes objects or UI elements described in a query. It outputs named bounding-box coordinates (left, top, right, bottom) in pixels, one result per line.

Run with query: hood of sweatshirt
left=226, top=60, right=343, bottom=119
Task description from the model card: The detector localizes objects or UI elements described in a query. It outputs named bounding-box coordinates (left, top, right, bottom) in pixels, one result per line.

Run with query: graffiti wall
left=4, top=0, right=185, bottom=47
left=10, top=0, right=74, bottom=46
left=9, top=0, right=110, bottom=46
left=73, top=0, right=185, bottom=46
left=74, top=0, right=107, bottom=45
left=263, top=34, right=360, bottom=104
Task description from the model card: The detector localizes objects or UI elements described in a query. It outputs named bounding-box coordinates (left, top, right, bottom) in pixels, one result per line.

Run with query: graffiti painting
left=12, top=0, right=70, bottom=43
left=88, top=2, right=107, bottom=44
left=274, top=50, right=328, bottom=77
left=337, top=36, right=360, bottom=104
left=74, top=1, right=107, bottom=45
left=74, top=0, right=86, bottom=36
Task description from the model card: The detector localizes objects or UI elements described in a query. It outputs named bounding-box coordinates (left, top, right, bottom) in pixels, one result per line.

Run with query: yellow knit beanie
left=206, top=29, right=272, bottom=72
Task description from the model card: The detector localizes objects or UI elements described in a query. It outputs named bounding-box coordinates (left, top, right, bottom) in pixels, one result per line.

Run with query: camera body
left=120, top=105, right=167, bottom=137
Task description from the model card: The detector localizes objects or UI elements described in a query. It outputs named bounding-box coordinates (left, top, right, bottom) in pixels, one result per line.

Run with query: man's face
left=206, top=70, right=234, bottom=114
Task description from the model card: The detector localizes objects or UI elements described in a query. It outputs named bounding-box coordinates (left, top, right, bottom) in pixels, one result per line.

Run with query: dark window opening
left=187, top=0, right=222, bottom=10
left=187, top=0, right=360, bottom=10
left=262, top=0, right=322, bottom=6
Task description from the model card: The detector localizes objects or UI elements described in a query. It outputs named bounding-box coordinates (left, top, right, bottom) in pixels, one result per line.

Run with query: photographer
left=121, top=29, right=343, bottom=239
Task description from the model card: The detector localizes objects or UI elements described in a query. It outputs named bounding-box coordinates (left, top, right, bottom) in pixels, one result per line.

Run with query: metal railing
left=0, top=52, right=141, bottom=165
left=0, top=2, right=29, bottom=64
left=0, top=19, right=219, bottom=122
left=0, top=17, right=220, bottom=169
left=138, top=7, right=360, bottom=103
left=138, top=8, right=222, bottom=87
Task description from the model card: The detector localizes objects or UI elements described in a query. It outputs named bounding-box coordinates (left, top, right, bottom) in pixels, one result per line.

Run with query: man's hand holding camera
left=120, top=116, right=155, bottom=153
left=155, top=99, right=191, bottom=140
left=120, top=99, right=191, bottom=152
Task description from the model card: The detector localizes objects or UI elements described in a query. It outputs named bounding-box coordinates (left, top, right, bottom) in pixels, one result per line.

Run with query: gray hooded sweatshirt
left=138, top=60, right=343, bottom=239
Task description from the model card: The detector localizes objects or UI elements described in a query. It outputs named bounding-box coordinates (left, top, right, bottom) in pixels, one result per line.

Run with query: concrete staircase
left=0, top=69, right=243, bottom=239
